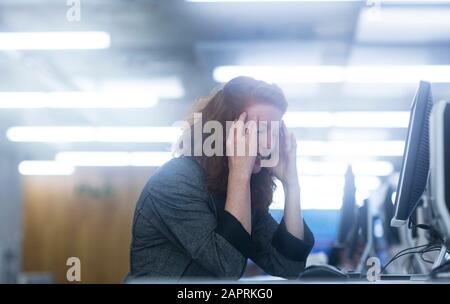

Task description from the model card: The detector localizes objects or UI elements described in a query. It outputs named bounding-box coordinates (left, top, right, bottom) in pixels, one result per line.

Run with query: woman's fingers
left=246, top=120, right=258, bottom=156
left=238, top=112, right=257, bottom=156
left=291, top=133, right=297, bottom=154
left=227, top=119, right=239, bottom=156
left=281, top=120, right=298, bottom=155
left=238, top=111, right=247, bottom=122
left=281, top=121, right=288, bottom=148
left=233, top=122, right=238, bottom=156
left=237, top=112, right=247, bottom=136
left=282, top=121, right=291, bottom=153
left=228, top=113, right=246, bottom=138
left=227, top=112, right=258, bottom=157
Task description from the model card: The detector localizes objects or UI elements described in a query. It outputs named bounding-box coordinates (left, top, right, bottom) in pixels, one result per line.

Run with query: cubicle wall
left=21, top=167, right=154, bottom=284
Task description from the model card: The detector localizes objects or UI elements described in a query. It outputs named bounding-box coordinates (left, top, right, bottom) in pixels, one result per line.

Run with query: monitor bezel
left=430, top=100, right=450, bottom=242
left=391, top=81, right=432, bottom=228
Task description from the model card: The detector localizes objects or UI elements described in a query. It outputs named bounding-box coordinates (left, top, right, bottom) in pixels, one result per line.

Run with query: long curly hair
left=178, top=76, right=288, bottom=209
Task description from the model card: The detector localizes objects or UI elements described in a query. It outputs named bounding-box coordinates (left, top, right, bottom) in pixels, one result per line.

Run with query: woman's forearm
left=224, top=112, right=255, bottom=235
left=282, top=180, right=304, bottom=240
left=224, top=172, right=252, bottom=234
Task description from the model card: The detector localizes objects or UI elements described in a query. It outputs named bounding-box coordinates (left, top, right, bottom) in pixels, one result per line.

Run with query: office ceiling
left=1, top=0, right=450, bottom=169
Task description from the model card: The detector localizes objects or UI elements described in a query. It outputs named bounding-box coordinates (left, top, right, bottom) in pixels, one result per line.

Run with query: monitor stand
left=432, top=244, right=449, bottom=270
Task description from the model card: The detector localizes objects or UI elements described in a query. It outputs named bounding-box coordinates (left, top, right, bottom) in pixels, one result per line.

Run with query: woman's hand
left=226, top=112, right=258, bottom=181
left=225, top=112, right=256, bottom=234
left=269, top=121, right=299, bottom=187
left=271, top=121, right=304, bottom=239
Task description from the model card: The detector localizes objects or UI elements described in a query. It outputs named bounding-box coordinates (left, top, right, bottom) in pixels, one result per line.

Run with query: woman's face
left=244, top=102, right=283, bottom=174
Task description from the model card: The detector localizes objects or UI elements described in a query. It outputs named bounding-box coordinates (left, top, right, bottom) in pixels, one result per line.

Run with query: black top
left=127, top=156, right=315, bottom=281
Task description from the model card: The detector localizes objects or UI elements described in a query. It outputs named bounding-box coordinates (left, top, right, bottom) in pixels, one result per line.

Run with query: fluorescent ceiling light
left=215, top=66, right=346, bottom=83
left=98, top=78, right=185, bottom=100
left=333, top=111, right=409, bottom=128
left=346, top=65, right=450, bottom=83
left=298, top=140, right=405, bottom=156
left=19, top=152, right=174, bottom=175
left=299, top=160, right=394, bottom=176
left=0, top=77, right=185, bottom=109
left=0, top=92, right=158, bottom=109
left=24, top=153, right=393, bottom=176
left=379, top=0, right=450, bottom=4
left=341, top=83, right=416, bottom=99
left=55, top=151, right=173, bottom=167
left=284, top=111, right=410, bottom=128
left=328, top=129, right=390, bottom=141
left=7, top=127, right=404, bottom=156
left=56, top=152, right=131, bottom=167
left=213, top=65, right=450, bottom=83
left=18, top=161, right=75, bottom=176
left=187, top=0, right=360, bottom=2
left=271, top=175, right=381, bottom=210
left=6, top=127, right=182, bottom=143
left=188, top=0, right=450, bottom=2
left=0, top=32, right=110, bottom=50
left=356, top=8, right=450, bottom=43
left=284, top=112, right=334, bottom=128
left=130, top=152, right=174, bottom=167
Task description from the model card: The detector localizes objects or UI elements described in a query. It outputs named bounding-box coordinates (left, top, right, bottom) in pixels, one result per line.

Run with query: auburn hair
left=178, top=76, right=288, bottom=209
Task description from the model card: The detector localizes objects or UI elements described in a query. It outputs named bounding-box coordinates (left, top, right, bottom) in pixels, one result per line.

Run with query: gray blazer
left=126, top=156, right=314, bottom=281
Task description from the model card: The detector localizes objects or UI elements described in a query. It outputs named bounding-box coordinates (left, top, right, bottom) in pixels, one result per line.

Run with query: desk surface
left=129, top=276, right=450, bottom=284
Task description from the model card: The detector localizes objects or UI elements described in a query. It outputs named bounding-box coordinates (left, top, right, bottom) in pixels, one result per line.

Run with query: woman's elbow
left=218, top=257, right=247, bottom=279
left=283, top=261, right=307, bottom=279
left=267, top=259, right=307, bottom=279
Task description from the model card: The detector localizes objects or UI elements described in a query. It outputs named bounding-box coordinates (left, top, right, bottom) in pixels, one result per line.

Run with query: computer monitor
left=381, top=185, right=401, bottom=245
left=391, top=81, right=433, bottom=227
left=430, top=100, right=450, bottom=243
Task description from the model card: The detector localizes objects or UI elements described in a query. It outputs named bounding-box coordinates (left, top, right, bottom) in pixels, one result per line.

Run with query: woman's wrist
left=281, top=173, right=300, bottom=189
left=229, top=169, right=251, bottom=183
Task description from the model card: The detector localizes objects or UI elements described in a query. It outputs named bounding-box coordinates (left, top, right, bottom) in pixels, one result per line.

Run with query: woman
left=127, top=76, right=314, bottom=281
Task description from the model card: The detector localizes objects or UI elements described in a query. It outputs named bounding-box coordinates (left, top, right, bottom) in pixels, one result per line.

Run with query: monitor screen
left=391, top=81, right=433, bottom=227
left=445, top=105, right=450, bottom=213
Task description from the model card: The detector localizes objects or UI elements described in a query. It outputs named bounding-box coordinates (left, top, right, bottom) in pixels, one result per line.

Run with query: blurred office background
left=1, top=0, right=450, bottom=283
